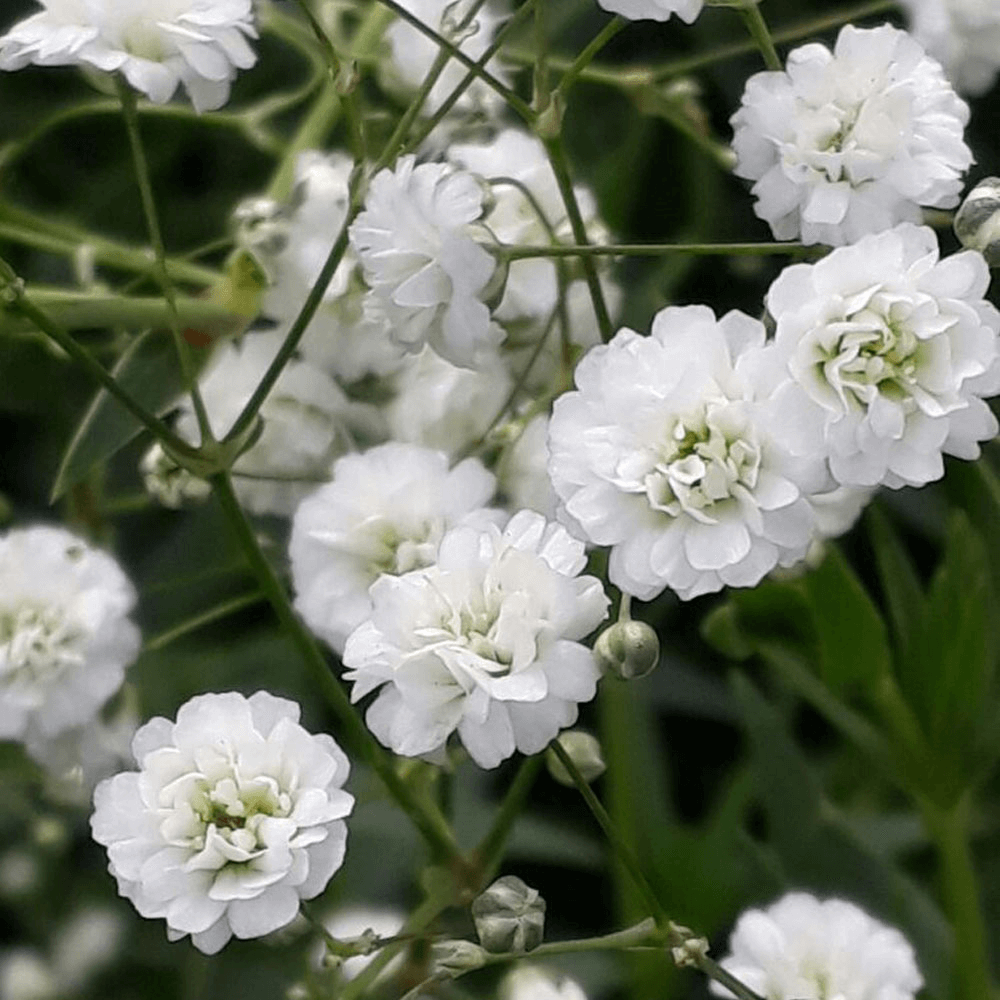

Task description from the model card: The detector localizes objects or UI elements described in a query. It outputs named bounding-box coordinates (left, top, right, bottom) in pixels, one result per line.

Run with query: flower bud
left=546, top=731, right=606, bottom=787
left=471, top=876, right=546, bottom=953
left=430, top=940, right=488, bottom=976
left=594, top=619, right=659, bottom=679
left=954, top=176, right=1000, bottom=266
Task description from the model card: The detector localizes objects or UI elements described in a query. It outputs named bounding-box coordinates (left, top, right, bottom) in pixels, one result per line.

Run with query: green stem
left=0, top=260, right=193, bottom=457
left=556, top=15, right=626, bottom=98
left=481, top=918, right=660, bottom=965
left=735, top=0, right=782, bottom=70
left=472, top=755, right=544, bottom=885
left=143, top=592, right=265, bottom=653
left=924, top=797, right=994, bottom=1000
left=118, top=81, right=213, bottom=441
left=209, top=471, right=462, bottom=863
left=541, top=137, right=612, bottom=342
left=502, top=240, right=806, bottom=259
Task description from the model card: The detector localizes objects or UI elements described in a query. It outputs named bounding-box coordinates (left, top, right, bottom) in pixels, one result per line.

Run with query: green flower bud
left=546, top=731, right=606, bottom=787
left=954, top=177, right=1000, bottom=266
left=431, top=939, right=488, bottom=976
left=594, top=619, right=660, bottom=679
left=471, top=876, right=546, bottom=953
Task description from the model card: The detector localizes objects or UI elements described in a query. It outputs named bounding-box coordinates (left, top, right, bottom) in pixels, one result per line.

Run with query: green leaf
left=50, top=328, right=189, bottom=501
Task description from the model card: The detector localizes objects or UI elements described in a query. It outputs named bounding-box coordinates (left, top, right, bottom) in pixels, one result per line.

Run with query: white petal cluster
left=0, top=526, right=139, bottom=743
left=767, top=224, right=1000, bottom=488
left=549, top=306, right=825, bottom=602
left=901, top=0, right=1000, bottom=96
left=290, top=443, right=501, bottom=655
left=731, top=24, right=972, bottom=245
left=173, top=331, right=374, bottom=516
left=0, top=0, right=257, bottom=112
left=500, top=965, right=589, bottom=1000
left=712, top=892, right=923, bottom=1000
left=342, top=510, right=609, bottom=769
left=90, top=691, right=354, bottom=954
left=595, top=0, right=703, bottom=24
left=350, top=155, right=501, bottom=369
left=383, top=0, right=511, bottom=116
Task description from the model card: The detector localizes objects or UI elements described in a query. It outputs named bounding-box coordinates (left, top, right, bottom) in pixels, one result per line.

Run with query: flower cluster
left=91, top=691, right=354, bottom=954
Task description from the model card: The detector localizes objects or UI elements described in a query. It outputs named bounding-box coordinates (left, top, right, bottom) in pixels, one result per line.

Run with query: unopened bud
left=594, top=619, right=659, bottom=679
left=472, top=876, right=545, bottom=953
left=430, top=940, right=487, bottom=976
left=954, top=177, right=1000, bottom=266
left=668, top=922, right=709, bottom=968
left=546, top=731, right=605, bottom=786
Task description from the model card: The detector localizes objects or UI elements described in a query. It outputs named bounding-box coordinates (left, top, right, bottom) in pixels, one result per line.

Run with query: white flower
left=500, top=965, right=589, bottom=1000
left=594, top=0, right=703, bottom=24
left=383, top=0, right=511, bottom=117
left=316, top=906, right=405, bottom=981
left=386, top=346, right=512, bottom=456
left=290, top=443, right=500, bottom=655
left=342, top=510, right=609, bottom=769
left=174, top=331, right=379, bottom=516
left=549, top=306, right=828, bottom=602
left=91, top=691, right=354, bottom=955
left=497, top=414, right=559, bottom=518
left=731, top=24, right=972, bottom=246
left=901, top=0, right=1000, bottom=96
left=349, top=155, right=502, bottom=369
left=712, top=892, right=923, bottom=1000
left=0, top=526, right=139, bottom=743
left=0, top=0, right=257, bottom=112
left=767, top=224, right=1000, bottom=489
left=247, top=152, right=407, bottom=384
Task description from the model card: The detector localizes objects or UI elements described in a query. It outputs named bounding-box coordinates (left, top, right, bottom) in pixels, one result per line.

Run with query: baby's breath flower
left=0, top=0, right=257, bottom=112
left=595, top=0, right=703, bottom=23
left=731, top=24, right=972, bottom=245
left=91, top=691, right=354, bottom=954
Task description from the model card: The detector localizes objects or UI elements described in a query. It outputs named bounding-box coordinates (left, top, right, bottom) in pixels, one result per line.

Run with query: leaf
left=51, top=328, right=188, bottom=501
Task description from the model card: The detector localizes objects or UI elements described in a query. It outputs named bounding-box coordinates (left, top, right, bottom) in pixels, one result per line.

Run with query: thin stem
left=118, top=81, right=213, bottom=441
left=502, top=241, right=807, bottom=259
left=0, top=260, right=193, bottom=457
left=144, top=592, right=265, bottom=653
left=557, top=15, right=626, bottom=97
left=735, top=0, right=782, bottom=70
left=374, top=0, right=533, bottom=120
left=209, top=471, right=462, bottom=863
left=541, top=137, right=612, bottom=341
left=472, top=755, right=544, bottom=885
left=482, top=919, right=660, bottom=965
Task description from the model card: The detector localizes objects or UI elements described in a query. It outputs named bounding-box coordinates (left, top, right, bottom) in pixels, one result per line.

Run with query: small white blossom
left=387, top=346, right=512, bottom=456
left=0, top=0, right=257, bottom=112
left=174, top=331, right=378, bottom=517
left=342, top=510, right=609, bottom=769
left=731, top=24, right=972, bottom=245
left=349, top=155, right=502, bottom=369
left=767, top=224, right=1000, bottom=489
left=500, top=965, right=589, bottom=1000
left=548, top=306, right=827, bottom=602
left=290, top=443, right=501, bottom=655
left=0, top=526, right=139, bottom=743
left=712, top=892, right=923, bottom=1000
left=91, top=691, right=354, bottom=954
left=901, top=0, right=1000, bottom=96
left=382, top=0, right=511, bottom=117
left=594, top=0, right=703, bottom=24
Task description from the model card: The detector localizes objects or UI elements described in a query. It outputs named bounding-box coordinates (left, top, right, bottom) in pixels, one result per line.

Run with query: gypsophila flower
left=548, top=306, right=828, bottom=602
left=0, top=0, right=257, bottom=112
left=290, top=443, right=501, bottom=655
left=500, top=965, right=589, bottom=1000
left=731, top=24, right=972, bottom=245
left=767, top=224, right=1000, bottom=488
left=901, top=0, right=1000, bottom=96
left=90, top=691, right=354, bottom=955
left=342, top=510, right=609, bottom=769
left=382, top=0, right=511, bottom=117
left=349, top=155, right=502, bottom=369
left=386, top=346, right=512, bottom=456
left=594, top=0, right=703, bottom=24
left=0, top=526, right=139, bottom=743
left=172, top=331, right=380, bottom=517
left=711, top=892, right=923, bottom=1000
